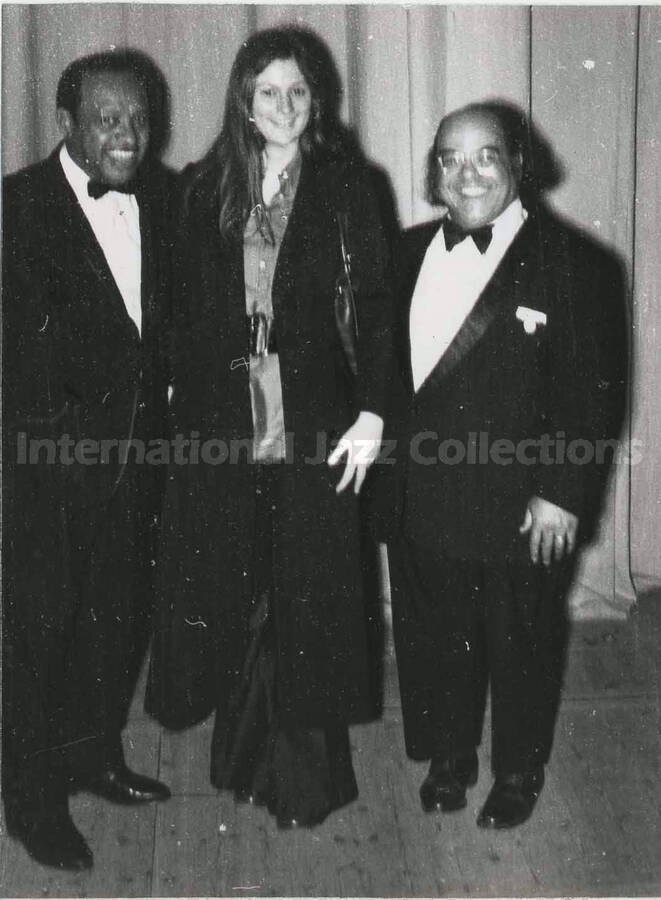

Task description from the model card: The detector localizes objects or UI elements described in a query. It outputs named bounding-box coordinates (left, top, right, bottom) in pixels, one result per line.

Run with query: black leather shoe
left=419, top=749, right=479, bottom=813
left=6, top=808, right=93, bottom=870
left=86, top=764, right=171, bottom=805
left=477, top=767, right=544, bottom=829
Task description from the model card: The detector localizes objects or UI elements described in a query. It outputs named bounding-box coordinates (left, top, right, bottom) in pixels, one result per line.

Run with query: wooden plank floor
left=2, top=590, right=660, bottom=897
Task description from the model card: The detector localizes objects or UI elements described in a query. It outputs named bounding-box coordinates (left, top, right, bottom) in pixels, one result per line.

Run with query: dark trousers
left=2, top=470, right=157, bottom=816
left=389, top=534, right=572, bottom=774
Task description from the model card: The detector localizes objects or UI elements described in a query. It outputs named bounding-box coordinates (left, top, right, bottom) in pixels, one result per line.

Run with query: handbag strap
left=336, top=210, right=353, bottom=287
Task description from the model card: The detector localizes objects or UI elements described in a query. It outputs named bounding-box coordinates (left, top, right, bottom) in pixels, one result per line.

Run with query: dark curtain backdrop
left=3, top=4, right=660, bottom=617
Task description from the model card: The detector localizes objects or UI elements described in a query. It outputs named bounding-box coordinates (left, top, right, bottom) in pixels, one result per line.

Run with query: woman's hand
left=327, top=411, right=384, bottom=495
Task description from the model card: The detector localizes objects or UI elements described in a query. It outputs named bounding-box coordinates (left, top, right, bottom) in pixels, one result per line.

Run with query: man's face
left=436, top=110, right=521, bottom=230
left=58, top=70, right=149, bottom=185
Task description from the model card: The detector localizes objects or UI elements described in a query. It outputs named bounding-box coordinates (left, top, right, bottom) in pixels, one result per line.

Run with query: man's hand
left=519, top=496, right=579, bottom=566
left=327, top=411, right=384, bottom=495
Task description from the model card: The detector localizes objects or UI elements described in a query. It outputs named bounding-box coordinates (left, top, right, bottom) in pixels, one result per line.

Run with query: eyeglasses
left=438, top=146, right=502, bottom=173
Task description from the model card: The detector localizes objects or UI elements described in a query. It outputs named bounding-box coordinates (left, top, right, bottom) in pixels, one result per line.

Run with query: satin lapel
left=135, top=181, right=156, bottom=339
left=416, top=215, right=539, bottom=397
left=48, top=153, right=140, bottom=339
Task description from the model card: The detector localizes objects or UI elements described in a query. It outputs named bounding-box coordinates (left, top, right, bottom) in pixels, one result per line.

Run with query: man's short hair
left=452, top=101, right=530, bottom=163
left=56, top=49, right=151, bottom=119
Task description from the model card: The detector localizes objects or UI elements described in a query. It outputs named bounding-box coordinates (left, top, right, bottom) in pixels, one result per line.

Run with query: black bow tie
left=443, top=219, right=493, bottom=255
left=87, top=179, right=138, bottom=199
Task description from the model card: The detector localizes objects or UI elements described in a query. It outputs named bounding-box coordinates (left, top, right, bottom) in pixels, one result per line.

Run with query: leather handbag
left=335, top=211, right=359, bottom=378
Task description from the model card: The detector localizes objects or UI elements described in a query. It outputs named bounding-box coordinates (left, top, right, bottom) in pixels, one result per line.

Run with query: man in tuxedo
left=386, top=101, right=626, bottom=829
left=2, top=50, right=175, bottom=869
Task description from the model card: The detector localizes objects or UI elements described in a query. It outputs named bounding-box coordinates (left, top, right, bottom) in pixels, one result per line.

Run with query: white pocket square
left=515, top=306, right=547, bottom=335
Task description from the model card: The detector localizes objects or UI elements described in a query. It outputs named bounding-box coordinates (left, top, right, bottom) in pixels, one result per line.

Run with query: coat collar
left=201, top=153, right=354, bottom=355
left=407, top=206, right=547, bottom=397
left=271, top=154, right=318, bottom=332
left=45, top=146, right=155, bottom=342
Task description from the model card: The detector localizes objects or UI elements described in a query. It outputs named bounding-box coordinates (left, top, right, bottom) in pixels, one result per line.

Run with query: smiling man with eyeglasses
left=436, top=115, right=520, bottom=235
left=378, top=100, right=628, bottom=831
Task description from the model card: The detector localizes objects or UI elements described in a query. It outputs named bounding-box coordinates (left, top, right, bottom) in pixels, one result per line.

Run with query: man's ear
left=56, top=107, right=74, bottom=140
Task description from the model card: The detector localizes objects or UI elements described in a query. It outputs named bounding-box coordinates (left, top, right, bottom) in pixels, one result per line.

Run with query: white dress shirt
left=59, top=144, right=142, bottom=335
left=409, top=198, right=527, bottom=391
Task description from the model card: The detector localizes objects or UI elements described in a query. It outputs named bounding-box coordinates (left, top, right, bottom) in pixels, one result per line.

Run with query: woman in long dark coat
left=147, top=27, right=393, bottom=828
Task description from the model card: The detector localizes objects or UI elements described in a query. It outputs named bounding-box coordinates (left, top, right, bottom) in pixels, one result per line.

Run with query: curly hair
left=56, top=48, right=170, bottom=155
left=56, top=49, right=153, bottom=118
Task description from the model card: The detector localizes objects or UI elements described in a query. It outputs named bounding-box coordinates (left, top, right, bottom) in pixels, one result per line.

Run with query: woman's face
left=251, top=57, right=312, bottom=153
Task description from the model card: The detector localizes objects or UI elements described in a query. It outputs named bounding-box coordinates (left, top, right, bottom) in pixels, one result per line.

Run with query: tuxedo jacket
left=379, top=202, right=628, bottom=562
left=2, top=148, right=177, bottom=625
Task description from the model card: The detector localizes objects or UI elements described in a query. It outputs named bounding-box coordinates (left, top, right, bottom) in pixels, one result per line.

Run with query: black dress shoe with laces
left=85, top=764, right=171, bottom=805
left=419, top=749, right=479, bottom=813
left=6, top=807, right=93, bottom=870
left=477, top=767, right=544, bottom=829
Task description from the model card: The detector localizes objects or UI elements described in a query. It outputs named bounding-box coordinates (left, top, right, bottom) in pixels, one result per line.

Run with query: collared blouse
left=243, top=155, right=301, bottom=462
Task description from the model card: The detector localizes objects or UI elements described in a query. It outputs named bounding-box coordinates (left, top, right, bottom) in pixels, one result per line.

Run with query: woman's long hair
left=192, top=26, right=353, bottom=237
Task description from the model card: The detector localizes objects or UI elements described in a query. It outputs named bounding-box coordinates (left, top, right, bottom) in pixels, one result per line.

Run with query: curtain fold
left=631, top=7, right=661, bottom=596
left=3, top=3, right=659, bottom=616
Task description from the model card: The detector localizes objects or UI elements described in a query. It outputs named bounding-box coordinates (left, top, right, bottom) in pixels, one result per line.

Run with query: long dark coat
left=2, top=149, right=176, bottom=792
left=147, top=154, right=393, bottom=729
